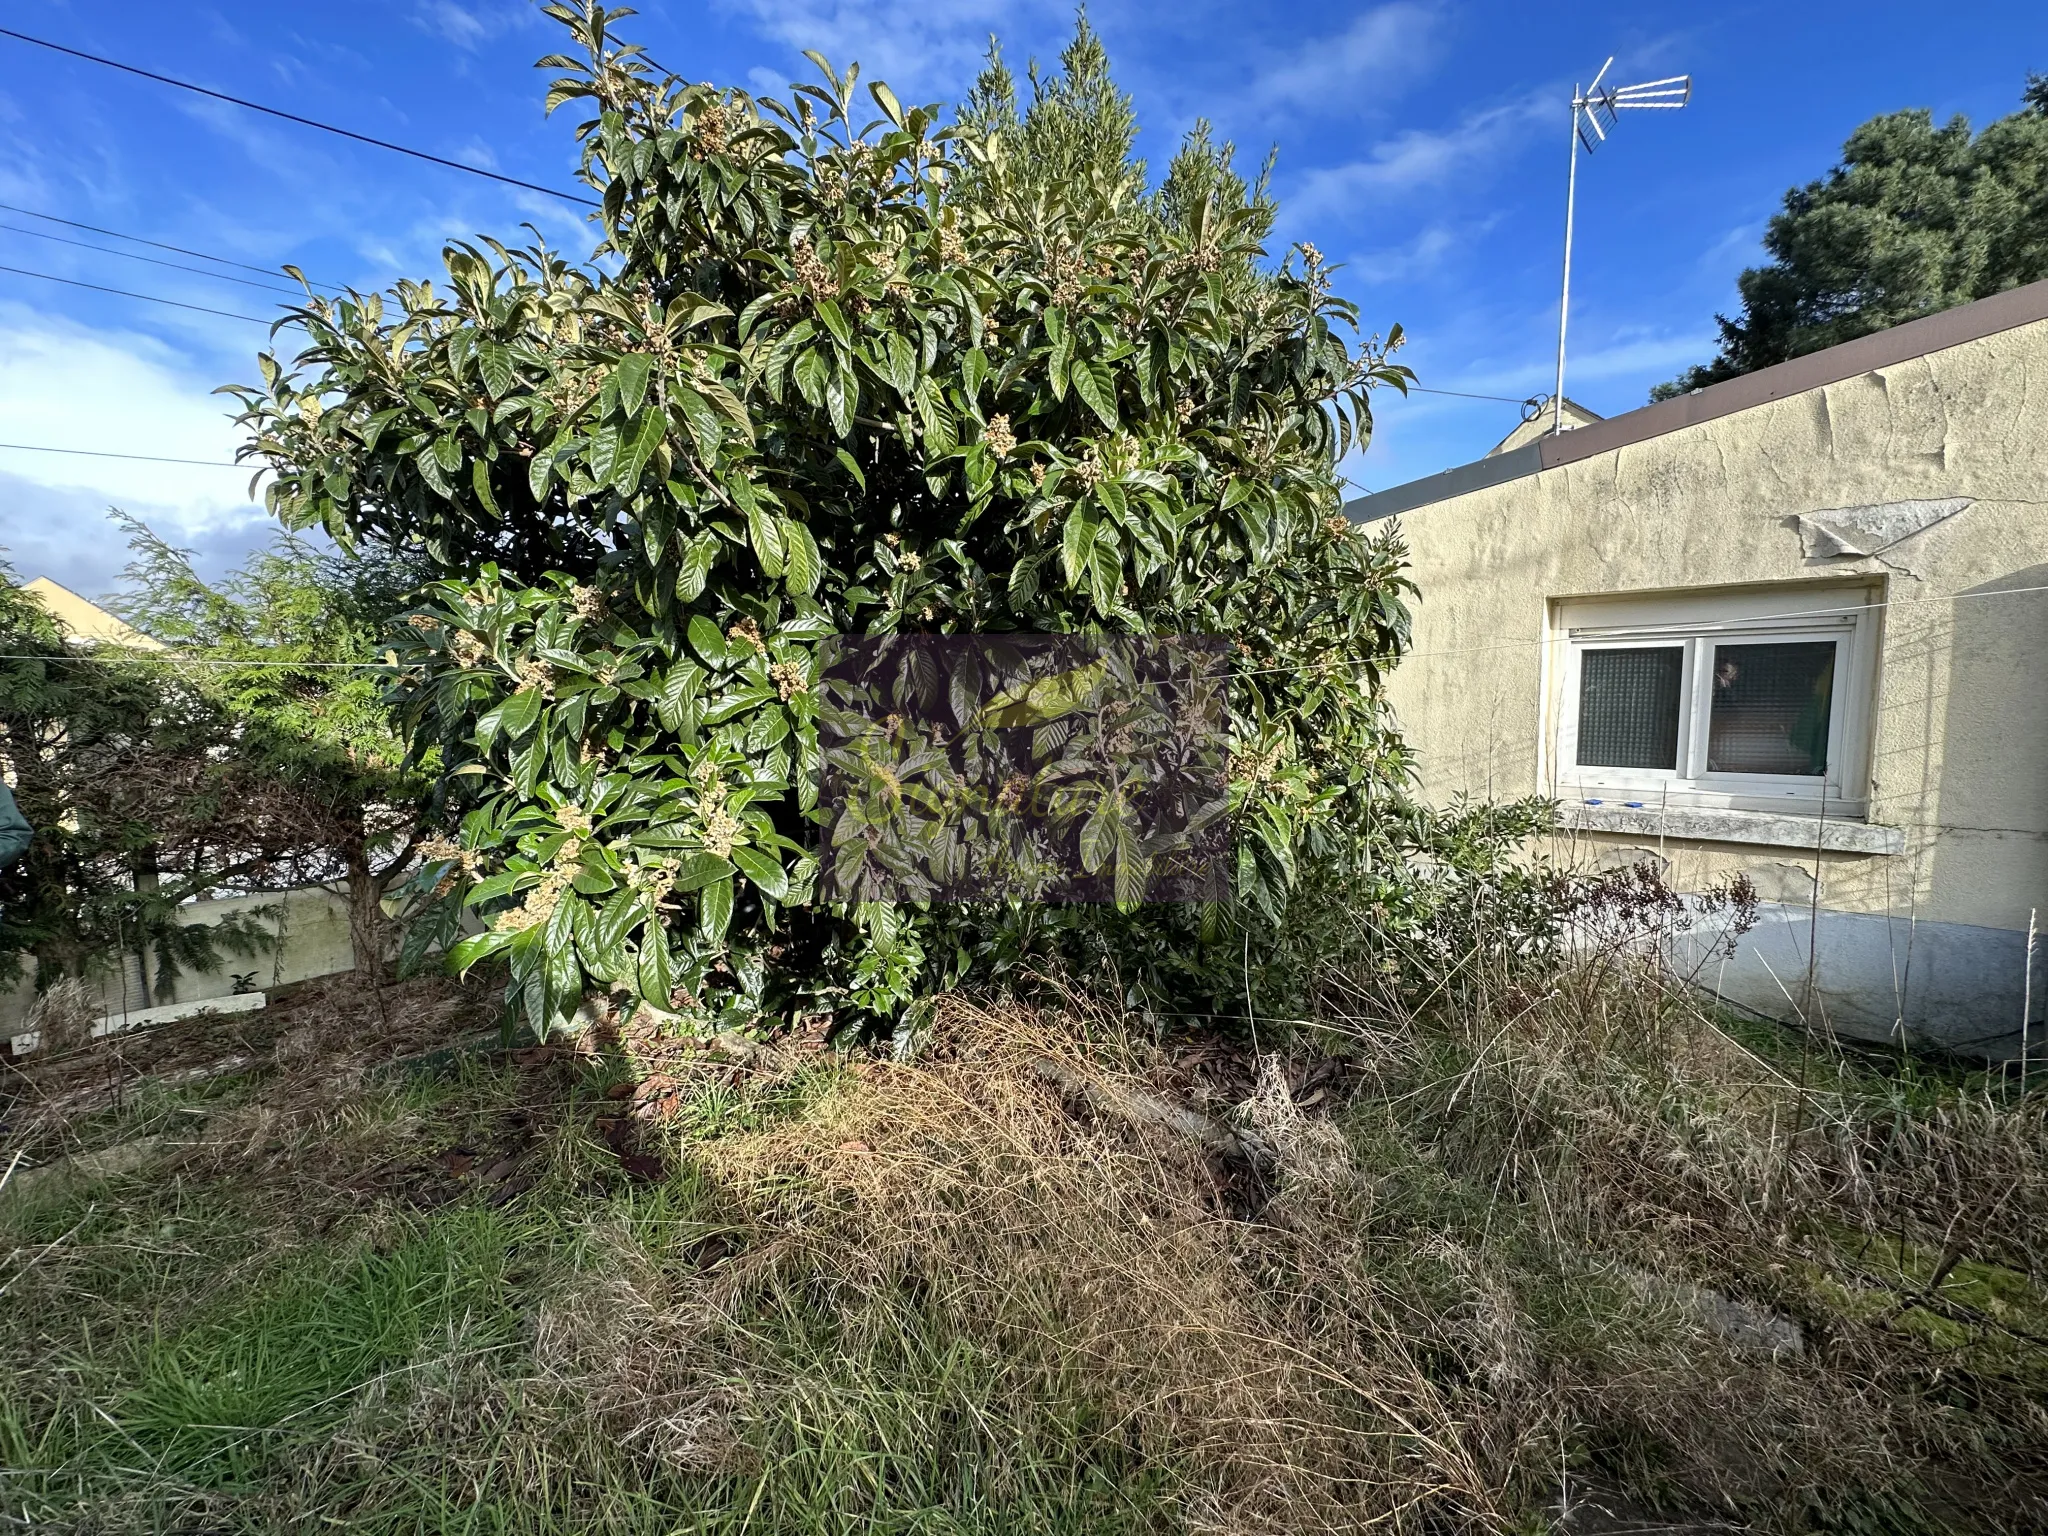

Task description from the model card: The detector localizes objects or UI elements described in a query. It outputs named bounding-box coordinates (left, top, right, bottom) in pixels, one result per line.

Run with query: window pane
left=1577, top=646, right=1683, bottom=770
left=1707, top=641, right=1834, bottom=776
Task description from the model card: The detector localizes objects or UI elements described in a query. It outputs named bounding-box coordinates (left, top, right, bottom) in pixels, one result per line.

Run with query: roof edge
left=1345, top=277, right=2048, bottom=523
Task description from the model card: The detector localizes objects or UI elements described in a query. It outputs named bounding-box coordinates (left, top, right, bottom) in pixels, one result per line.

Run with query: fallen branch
left=1030, top=1056, right=1275, bottom=1168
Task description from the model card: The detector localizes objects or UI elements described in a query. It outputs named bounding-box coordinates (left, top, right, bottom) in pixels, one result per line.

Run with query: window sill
left=1557, top=802, right=1905, bottom=855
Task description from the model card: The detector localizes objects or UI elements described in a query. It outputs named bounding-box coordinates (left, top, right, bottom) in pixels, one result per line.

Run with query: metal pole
left=1553, top=95, right=1580, bottom=437
left=2023, top=906, right=2036, bottom=1084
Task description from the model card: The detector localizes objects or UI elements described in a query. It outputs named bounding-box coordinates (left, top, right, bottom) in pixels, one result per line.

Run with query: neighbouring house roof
left=1485, top=397, right=1601, bottom=458
left=1346, top=278, right=2048, bottom=524
left=21, top=577, right=166, bottom=650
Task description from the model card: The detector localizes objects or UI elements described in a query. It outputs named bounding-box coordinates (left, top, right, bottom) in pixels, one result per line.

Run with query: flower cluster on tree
left=231, top=3, right=1420, bottom=1035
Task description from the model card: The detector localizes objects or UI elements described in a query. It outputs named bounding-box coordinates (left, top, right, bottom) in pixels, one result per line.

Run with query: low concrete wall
left=0, top=885, right=359, bottom=1031
left=1670, top=900, right=2044, bottom=1058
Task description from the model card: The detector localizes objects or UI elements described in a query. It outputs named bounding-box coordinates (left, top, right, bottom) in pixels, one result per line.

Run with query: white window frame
left=1544, top=582, right=1881, bottom=819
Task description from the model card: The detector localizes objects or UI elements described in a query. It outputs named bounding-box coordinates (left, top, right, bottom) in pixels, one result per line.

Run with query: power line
left=0, top=222, right=304, bottom=296
left=0, top=442, right=248, bottom=468
left=0, top=652, right=387, bottom=669
left=1235, top=580, right=2048, bottom=677
left=3, top=580, right=2045, bottom=674
left=1404, top=385, right=1542, bottom=406
left=0, top=27, right=601, bottom=209
left=0, top=262, right=276, bottom=323
left=0, top=201, right=327, bottom=286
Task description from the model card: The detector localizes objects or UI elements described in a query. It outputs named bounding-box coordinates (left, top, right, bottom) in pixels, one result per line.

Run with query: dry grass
left=2, top=958, right=2043, bottom=1535
left=526, top=991, right=1497, bottom=1533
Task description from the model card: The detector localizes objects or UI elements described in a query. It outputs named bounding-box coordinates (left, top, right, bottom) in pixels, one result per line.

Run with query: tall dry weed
left=529, top=992, right=1503, bottom=1534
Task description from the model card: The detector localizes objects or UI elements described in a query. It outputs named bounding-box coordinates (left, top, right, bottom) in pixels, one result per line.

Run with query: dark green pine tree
left=959, top=11, right=1275, bottom=260
left=1654, top=73, right=2048, bottom=400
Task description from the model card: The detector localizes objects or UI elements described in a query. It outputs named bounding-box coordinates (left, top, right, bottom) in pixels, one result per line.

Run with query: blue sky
left=2, top=0, right=2044, bottom=596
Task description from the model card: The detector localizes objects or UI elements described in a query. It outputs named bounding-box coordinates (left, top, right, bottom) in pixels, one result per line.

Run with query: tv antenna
left=1551, top=58, right=1691, bottom=436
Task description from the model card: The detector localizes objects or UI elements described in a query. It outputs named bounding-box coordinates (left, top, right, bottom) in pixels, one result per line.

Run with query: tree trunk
left=345, top=848, right=387, bottom=987
left=131, top=849, right=160, bottom=1005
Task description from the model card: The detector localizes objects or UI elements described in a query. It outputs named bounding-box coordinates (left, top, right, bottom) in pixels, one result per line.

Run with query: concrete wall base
left=1672, top=901, right=2044, bottom=1060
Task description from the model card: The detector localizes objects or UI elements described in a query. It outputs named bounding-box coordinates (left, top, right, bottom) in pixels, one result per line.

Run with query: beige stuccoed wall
left=1378, top=314, right=2048, bottom=1050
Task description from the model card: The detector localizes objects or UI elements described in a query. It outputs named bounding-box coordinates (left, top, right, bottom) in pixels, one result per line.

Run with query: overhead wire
left=1403, top=385, right=1543, bottom=407
left=0, top=200, right=322, bottom=284
left=0, top=221, right=305, bottom=296
left=3, top=581, right=2045, bottom=672
left=0, top=27, right=601, bottom=209
left=0, top=261, right=276, bottom=323
left=1228, top=581, right=2048, bottom=678
left=0, top=443, right=247, bottom=468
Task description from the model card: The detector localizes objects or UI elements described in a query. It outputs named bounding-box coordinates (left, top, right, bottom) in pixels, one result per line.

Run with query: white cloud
left=715, top=0, right=1064, bottom=98
left=1248, top=3, right=1440, bottom=115
left=1288, top=92, right=1550, bottom=218
left=413, top=1, right=534, bottom=51
left=0, top=309, right=266, bottom=534
left=1556, top=331, right=1712, bottom=386
left=1343, top=221, right=1486, bottom=285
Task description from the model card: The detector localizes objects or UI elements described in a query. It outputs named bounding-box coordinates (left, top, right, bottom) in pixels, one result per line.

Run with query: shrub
left=231, top=4, right=1418, bottom=1035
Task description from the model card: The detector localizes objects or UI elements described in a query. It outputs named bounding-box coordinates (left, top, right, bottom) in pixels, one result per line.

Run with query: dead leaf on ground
left=618, top=1151, right=665, bottom=1182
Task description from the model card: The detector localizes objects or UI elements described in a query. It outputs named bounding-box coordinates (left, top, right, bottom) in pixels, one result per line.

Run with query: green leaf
left=528, top=437, right=561, bottom=502
left=731, top=844, right=788, bottom=900
left=834, top=446, right=867, bottom=491
left=781, top=517, right=821, bottom=595
left=673, top=385, right=724, bottom=458
left=498, top=686, right=545, bottom=740
left=885, top=332, right=916, bottom=398
left=676, top=531, right=719, bottom=603
left=478, top=342, right=516, bottom=399
left=1088, top=541, right=1122, bottom=613
left=587, top=423, right=623, bottom=484
left=1079, top=794, right=1118, bottom=875
left=687, top=614, right=729, bottom=667
left=824, top=362, right=853, bottom=438
left=1060, top=506, right=1095, bottom=588
left=748, top=498, right=787, bottom=576
left=698, top=874, right=735, bottom=940
left=579, top=887, right=638, bottom=981
left=448, top=929, right=513, bottom=974
left=793, top=346, right=829, bottom=408
left=1073, top=357, right=1118, bottom=429
left=816, top=298, right=852, bottom=349
left=638, top=921, right=676, bottom=1005
left=868, top=80, right=905, bottom=127
left=671, top=853, right=731, bottom=893
left=471, top=458, right=501, bottom=516
left=612, top=352, right=654, bottom=418
left=656, top=661, right=702, bottom=731
left=1048, top=311, right=1072, bottom=400
left=616, top=406, right=665, bottom=491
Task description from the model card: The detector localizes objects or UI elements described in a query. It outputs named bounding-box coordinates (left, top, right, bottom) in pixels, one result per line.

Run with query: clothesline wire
left=0, top=442, right=252, bottom=468
left=1, top=580, right=2042, bottom=672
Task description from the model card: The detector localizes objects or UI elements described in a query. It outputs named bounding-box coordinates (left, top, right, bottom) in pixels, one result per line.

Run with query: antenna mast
left=1553, top=60, right=1691, bottom=436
